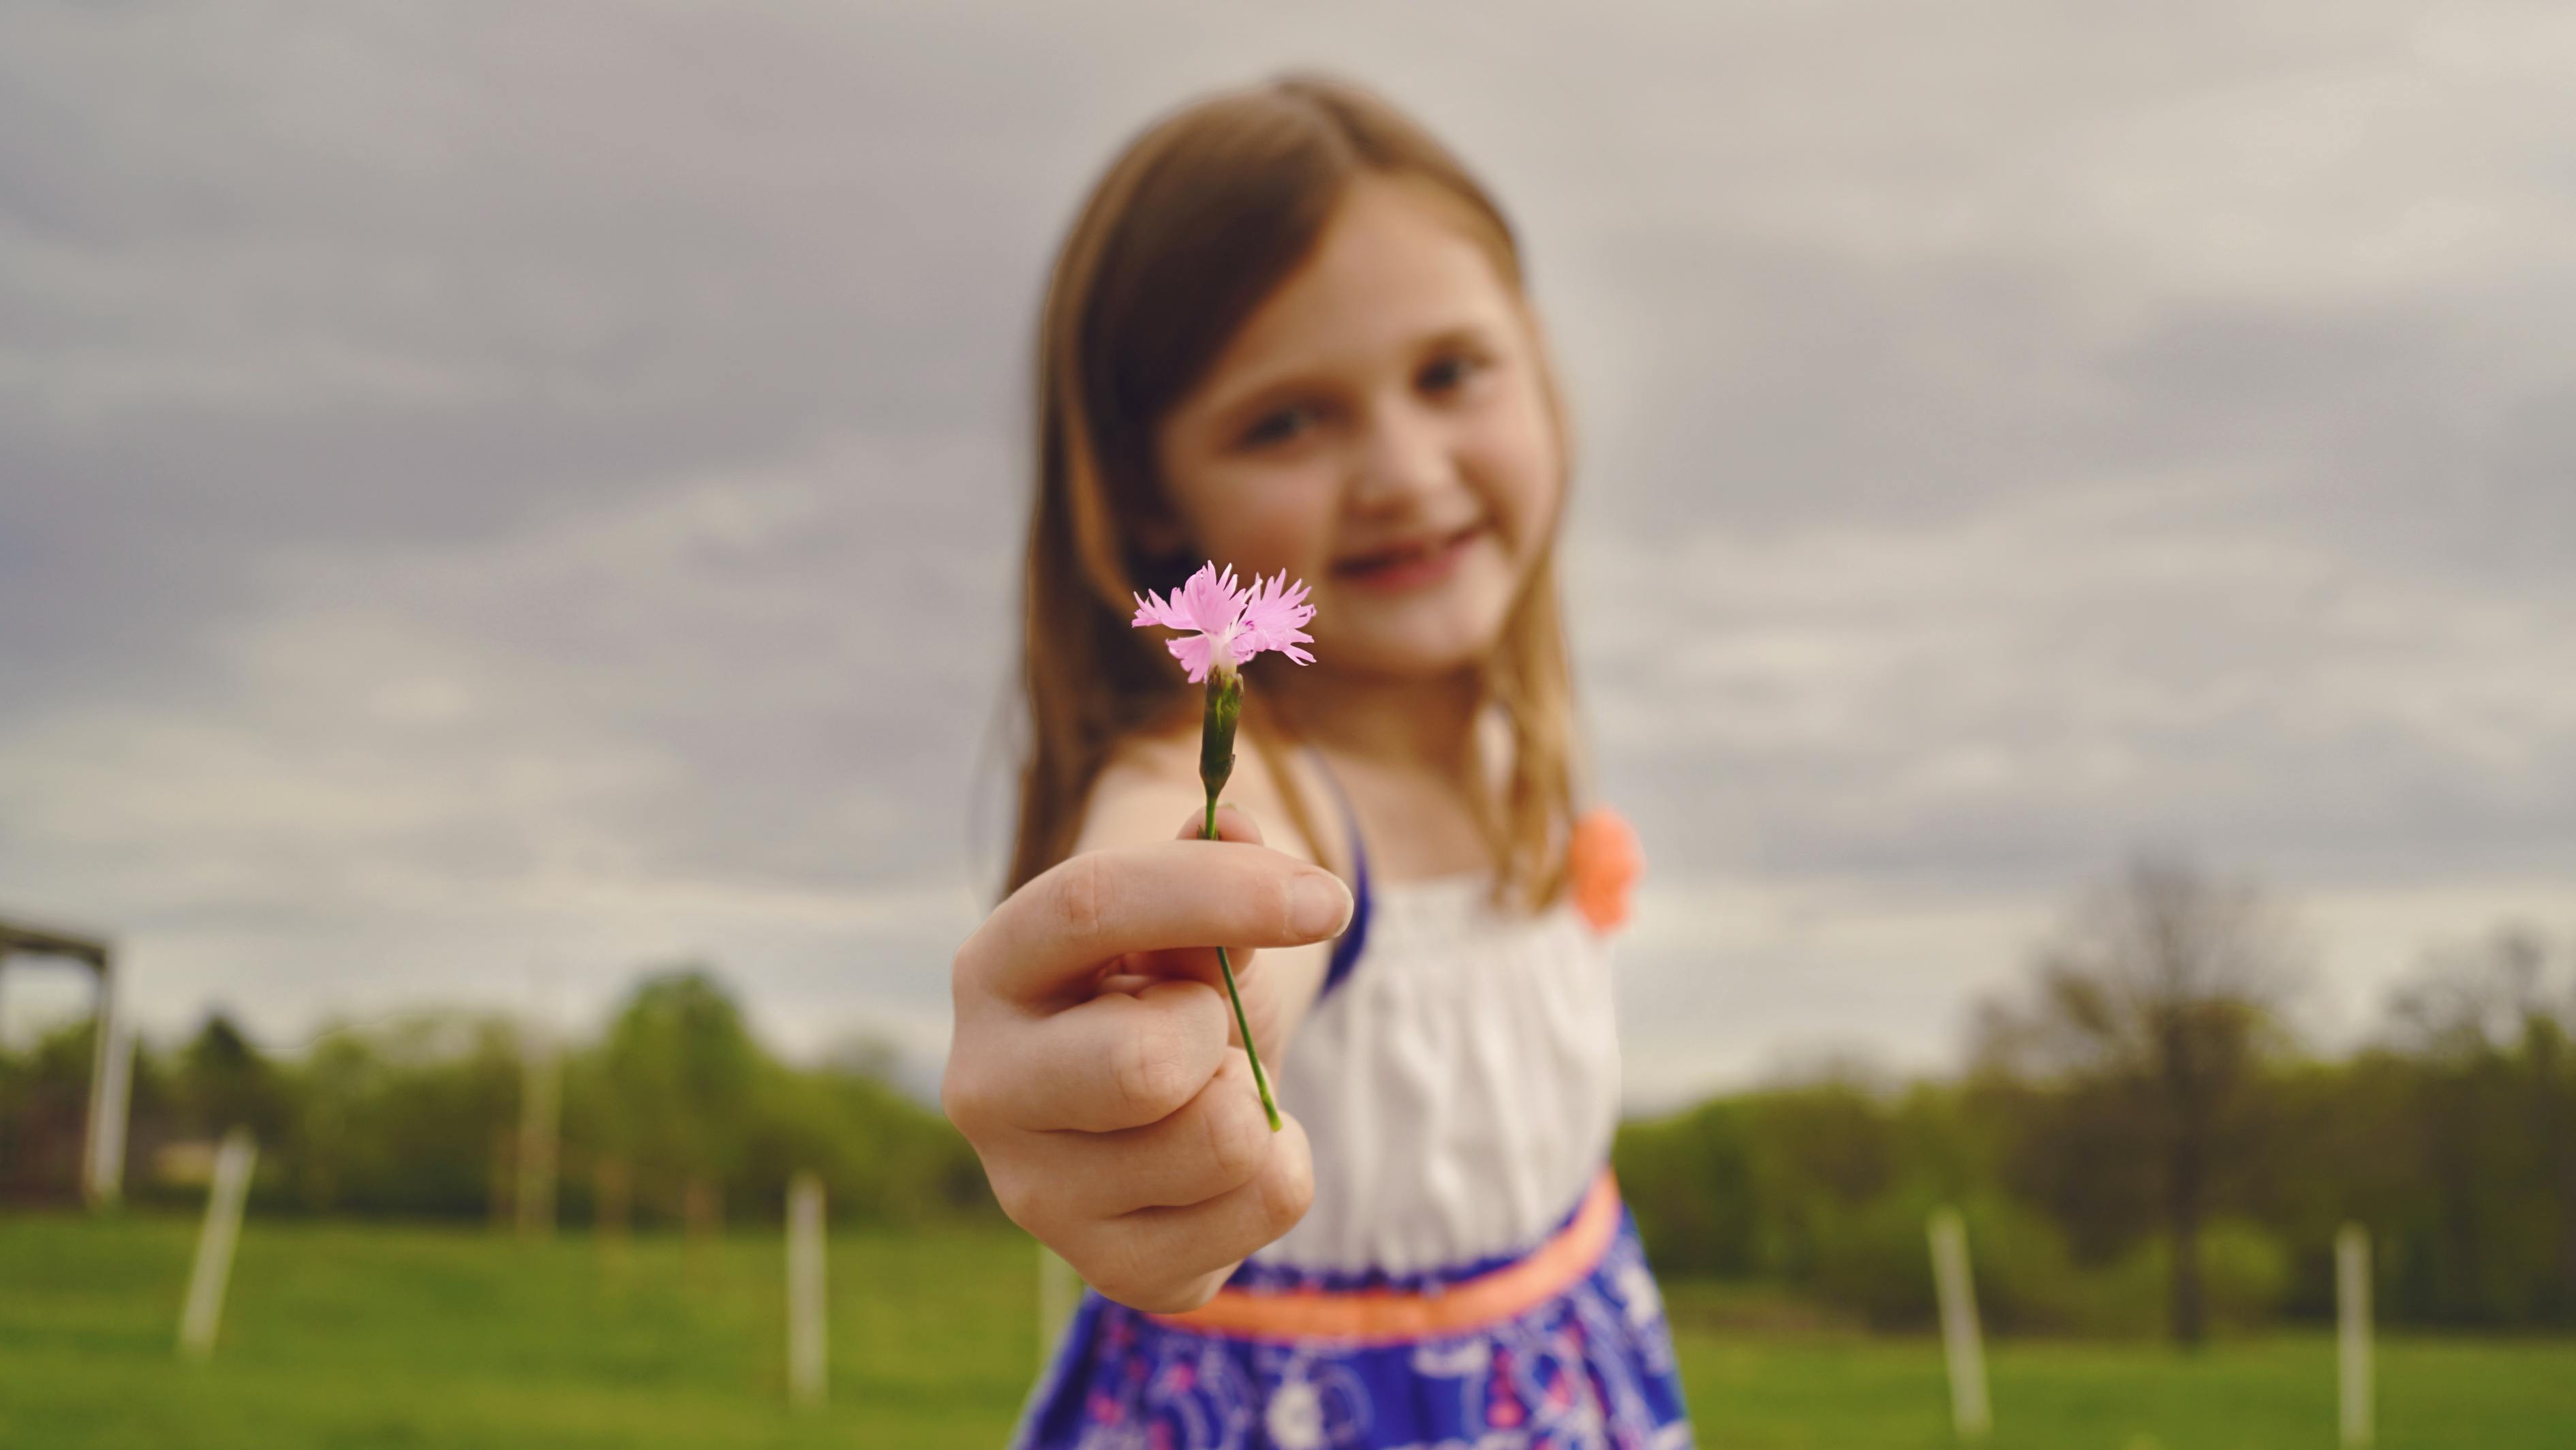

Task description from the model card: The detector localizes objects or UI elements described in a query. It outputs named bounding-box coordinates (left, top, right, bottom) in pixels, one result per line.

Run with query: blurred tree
left=1972, top=856, right=2299, bottom=1346
left=291, top=1014, right=519, bottom=1216
left=2382, top=926, right=2576, bottom=1323
left=597, top=967, right=760, bottom=1226
left=174, top=1011, right=294, bottom=1144
left=1614, top=1099, right=1759, bottom=1278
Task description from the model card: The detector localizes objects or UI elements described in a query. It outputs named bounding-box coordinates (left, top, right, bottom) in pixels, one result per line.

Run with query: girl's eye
left=1240, top=404, right=1315, bottom=449
left=1420, top=352, right=1484, bottom=395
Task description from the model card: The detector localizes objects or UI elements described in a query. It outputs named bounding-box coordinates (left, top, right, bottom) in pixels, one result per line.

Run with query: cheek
left=1464, top=396, right=1561, bottom=560
left=1178, top=464, right=1339, bottom=575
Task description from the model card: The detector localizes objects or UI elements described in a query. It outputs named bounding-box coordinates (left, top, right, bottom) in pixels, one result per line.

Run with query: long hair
left=1004, top=72, right=1580, bottom=913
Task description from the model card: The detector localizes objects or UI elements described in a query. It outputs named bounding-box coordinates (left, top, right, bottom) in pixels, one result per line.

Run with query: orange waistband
left=1146, top=1171, right=1621, bottom=1344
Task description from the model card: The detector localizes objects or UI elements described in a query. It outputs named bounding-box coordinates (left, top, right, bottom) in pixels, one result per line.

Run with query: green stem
left=1205, top=790, right=1282, bottom=1132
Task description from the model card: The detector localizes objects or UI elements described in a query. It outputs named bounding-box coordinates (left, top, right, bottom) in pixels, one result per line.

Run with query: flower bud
left=1199, top=664, right=1243, bottom=807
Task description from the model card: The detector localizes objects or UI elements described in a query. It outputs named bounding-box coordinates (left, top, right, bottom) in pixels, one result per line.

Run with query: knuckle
left=989, top=1168, right=1046, bottom=1235
left=1239, top=984, right=1281, bottom=1053
left=1254, top=1153, right=1313, bottom=1239
left=1049, top=853, right=1109, bottom=944
left=1149, top=1269, right=1225, bottom=1315
left=1084, top=1232, right=1165, bottom=1309
left=1197, top=1077, right=1270, bottom=1190
left=938, top=1059, right=987, bottom=1132
left=1111, top=1025, right=1195, bottom=1122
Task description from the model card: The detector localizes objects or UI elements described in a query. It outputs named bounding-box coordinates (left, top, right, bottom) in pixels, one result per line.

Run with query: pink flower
left=1131, top=562, right=1316, bottom=684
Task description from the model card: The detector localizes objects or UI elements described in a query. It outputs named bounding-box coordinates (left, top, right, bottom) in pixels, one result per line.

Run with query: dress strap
left=1304, top=746, right=1371, bottom=999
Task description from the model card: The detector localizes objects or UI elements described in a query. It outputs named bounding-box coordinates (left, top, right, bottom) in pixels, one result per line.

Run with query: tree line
left=0, top=967, right=993, bottom=1229
left=1615, top=859, right=2576, bottom=1340
left=7, top=865, right=2571, bottom=1342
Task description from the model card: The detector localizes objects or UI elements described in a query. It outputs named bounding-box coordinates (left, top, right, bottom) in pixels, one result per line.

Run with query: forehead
left=1188, top=175, right=1522, bottom=406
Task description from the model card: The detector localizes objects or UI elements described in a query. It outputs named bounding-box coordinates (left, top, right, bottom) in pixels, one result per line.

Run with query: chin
left=1313, top=564, right=1524, bottom=677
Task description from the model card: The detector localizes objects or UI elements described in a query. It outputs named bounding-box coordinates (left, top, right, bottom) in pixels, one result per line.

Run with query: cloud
left=1, top=0, right=2569, bottom=1105
left=0, top=429, right=1011, bottom=1056
left=1610, top=869, right=2576, bottom=1111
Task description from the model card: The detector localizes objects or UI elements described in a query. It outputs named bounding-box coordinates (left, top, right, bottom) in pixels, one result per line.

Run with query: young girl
left=943, top=72, right=1691, bottom=1449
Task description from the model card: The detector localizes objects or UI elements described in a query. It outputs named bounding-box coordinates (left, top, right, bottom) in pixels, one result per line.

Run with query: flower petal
left=1131, top=588, right=1190, bottom=632
left=1238, top=571, right=1317, bottom=663
left=1166, top=633, right=1215, bottom=683
left=1174, top=562, right=1242, bottom=637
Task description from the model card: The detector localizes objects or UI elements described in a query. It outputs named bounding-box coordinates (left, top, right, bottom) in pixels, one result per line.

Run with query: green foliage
left=0, top=965, right=991, bottom=1228
left=174, top=1013, right=296, bottom=1143
left=592, top=967, right=761, bottom=1191
left=287, top=1015, right=521, bottom=1216
left=2034, top=1217, right=2291, bottom=1339
left=1618, top=921, right=2576, bottom=1338
left=1611, top=1098, right=1759, bottom=1277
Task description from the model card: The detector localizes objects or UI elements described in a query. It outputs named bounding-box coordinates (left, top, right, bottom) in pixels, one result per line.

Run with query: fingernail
left=1291, top=872, right=1354, bottom=937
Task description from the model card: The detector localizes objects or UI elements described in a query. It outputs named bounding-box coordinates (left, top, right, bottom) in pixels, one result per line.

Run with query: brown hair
left=1004, top=72, right=1580, bottom=912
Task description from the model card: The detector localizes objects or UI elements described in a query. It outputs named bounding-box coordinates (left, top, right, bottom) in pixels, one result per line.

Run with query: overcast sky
left=3, top=1, right=2570, bottom=1108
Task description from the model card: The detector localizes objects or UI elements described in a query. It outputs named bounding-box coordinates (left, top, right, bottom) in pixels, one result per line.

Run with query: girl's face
left=1152, top=174, right=1563, bottom=682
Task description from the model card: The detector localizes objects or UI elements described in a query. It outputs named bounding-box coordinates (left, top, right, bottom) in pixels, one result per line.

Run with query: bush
left=2055, top=1218, right=2292, bottom=1338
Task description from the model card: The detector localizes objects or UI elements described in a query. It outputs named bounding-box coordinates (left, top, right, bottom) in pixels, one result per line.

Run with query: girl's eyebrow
left=1409, top=322, right=1497, bottom=358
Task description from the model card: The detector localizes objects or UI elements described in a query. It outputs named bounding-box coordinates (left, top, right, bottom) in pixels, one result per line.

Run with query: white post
left=86, top=1020, right=134, bottom=1207
left=1038, top=1245, right=1079, bottom=1371
left=2338, top=1223, right=2373, bottom=1449
left=179, top=1126, right=258, bottom=1360
left=1929, top=1208, right=1992, bottom=1441
left=786, top=1172, right=827, bottom=1408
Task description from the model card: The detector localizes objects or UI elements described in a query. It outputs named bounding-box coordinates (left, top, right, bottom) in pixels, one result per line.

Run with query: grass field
left=3, top=1213, right=2572, bottom=1449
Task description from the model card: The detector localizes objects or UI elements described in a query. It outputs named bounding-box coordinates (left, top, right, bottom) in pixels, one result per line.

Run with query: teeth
left=1345, top=528, right=1469, bottom=572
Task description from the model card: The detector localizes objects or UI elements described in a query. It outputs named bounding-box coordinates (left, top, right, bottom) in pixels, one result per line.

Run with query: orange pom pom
left=1566, top=806, right=1643, bottom=935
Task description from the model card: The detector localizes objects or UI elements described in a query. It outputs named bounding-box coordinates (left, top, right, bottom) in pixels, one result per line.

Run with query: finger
left=966, top=978, right=1233, bottom=1133
left=1028, top=1051, right=1278, bottom=1217
left=1177, top=803, right=1265, bottom=847
left=1079, top=1113, right=1315, bottom=1312
left=960, top=838, right=1352, bottom=1006
left=1170, top=804, right=1269, bottom=982
left=1103, top=941, right=1255, bottom=995
left=1087, top=808, right=1286, bottom=992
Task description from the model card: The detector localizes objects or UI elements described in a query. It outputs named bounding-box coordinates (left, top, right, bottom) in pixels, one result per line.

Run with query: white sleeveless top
left=1250, top=869, right=1624, bottom=1280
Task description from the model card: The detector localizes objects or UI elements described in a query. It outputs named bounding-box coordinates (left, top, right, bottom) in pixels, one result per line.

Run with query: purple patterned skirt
left=1011, top=1174, right=1693, bottom=1449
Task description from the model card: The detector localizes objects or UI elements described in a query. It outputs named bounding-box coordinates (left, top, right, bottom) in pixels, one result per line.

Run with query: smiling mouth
left=1332, top=522, right=1484, bottom=579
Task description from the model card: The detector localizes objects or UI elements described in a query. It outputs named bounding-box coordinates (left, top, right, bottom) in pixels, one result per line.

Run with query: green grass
left=3, top=1213, right=2572, bottom=1447
left=0, top=1213, right=1032, bottom=1448
left=1684, top=1333, right=2576, bottom=1449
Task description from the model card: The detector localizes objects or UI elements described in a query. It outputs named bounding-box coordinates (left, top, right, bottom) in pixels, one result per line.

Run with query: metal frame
left=0, top=916, right=125, bottom=1207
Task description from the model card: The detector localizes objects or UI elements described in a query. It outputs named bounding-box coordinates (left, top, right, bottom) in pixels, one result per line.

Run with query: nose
left=1348, top=395, right=1454, bottom=512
